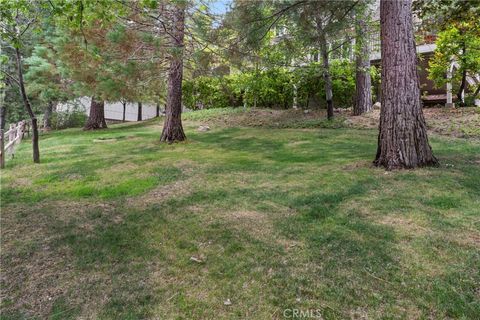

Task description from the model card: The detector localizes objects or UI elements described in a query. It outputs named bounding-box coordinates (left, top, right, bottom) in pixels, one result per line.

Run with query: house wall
left=57, top=97, right=161, bottom=121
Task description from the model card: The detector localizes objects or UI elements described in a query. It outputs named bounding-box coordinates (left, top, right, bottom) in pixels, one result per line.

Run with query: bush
left=182, top=61, right=379, bottom=110
left=293, top=60, right=379, bottom=109
left=183, top=70, right=293, bottom=110
left=183, top=76, right=239, bottom=110
left=239, top=68, right=293, bottom=109
left=51, top=109, right=87, bottom=129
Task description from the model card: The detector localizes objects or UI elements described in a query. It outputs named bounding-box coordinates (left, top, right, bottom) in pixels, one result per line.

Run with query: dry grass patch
left=345, top=107, right=480, bottom=139
left=378, top=215, right=433, bottom=237
left=126, top=176, right=196, bottom=209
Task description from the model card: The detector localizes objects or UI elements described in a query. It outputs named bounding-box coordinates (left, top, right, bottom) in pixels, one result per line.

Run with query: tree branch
left=1, top=70, right=21, bottom=87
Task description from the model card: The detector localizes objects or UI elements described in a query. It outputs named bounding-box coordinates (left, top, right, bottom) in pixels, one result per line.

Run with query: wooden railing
left=0, top=120, right=29, bottom=168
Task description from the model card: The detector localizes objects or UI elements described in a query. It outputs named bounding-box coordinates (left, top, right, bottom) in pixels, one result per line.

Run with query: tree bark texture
left=84, top=97, right=107, bottom=130
left=319, top=31, right=334, bottom=120
left=44, top=101, right=54, bottom=130
left=15, top=46, right=40, bottom=163
left=375, top=0, right=437, bottom=170
left=0, top=102, right=6, bottom=131
left=353, top=15, right=372, bottom=115
left=160, top=4, right=186, bottom=142
left=137, top=102, right=142, bottom=121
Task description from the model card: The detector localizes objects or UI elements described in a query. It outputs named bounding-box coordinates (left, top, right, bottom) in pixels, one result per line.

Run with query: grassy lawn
left=1, top=109, right=479, bottom=319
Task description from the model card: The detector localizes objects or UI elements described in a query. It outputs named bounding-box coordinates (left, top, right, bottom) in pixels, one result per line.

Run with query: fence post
left=0, top=128, right=4, bottom=169
left=8, top=123, right=14, bottom=143
left=18, top=121, right=25, bottom=142
left=16, top=122, right=21, bottom=142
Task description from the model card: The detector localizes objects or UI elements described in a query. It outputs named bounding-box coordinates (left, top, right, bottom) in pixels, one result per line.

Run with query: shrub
left=183, top=76, right=237, bottom=110
left=51, top=109, right=87, bottom=129
left=239, top=68, right=293, bottom=109
left=293, top=60, right=379, bottom=109
left=183, top=70, right=293, bottom=110
left=182, top=61, right=379, bottom=110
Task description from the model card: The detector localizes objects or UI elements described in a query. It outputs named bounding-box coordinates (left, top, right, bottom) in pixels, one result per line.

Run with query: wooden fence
left=0, top=120, right=29, bottom=169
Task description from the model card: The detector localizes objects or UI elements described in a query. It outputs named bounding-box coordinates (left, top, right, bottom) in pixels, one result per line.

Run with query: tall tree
left=84, top=96, right=107, bottom=129
left=353, top=5, right=373, bottom=115
left=160, top=2, right=187, bottom=142
left=25, top=44, right=73, bottom=130
left=57, top=27, right=110, bottom=130
left=0, top=2, right=42, bottom=163
left=316, top=18, right=334, bottom=119
left=374, top=0, right=437, bottom=170
left=226, top=0, right=358, bottom=119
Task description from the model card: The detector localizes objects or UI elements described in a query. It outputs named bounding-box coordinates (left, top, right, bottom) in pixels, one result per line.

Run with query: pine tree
left=374, top=0, right=438, bottom=169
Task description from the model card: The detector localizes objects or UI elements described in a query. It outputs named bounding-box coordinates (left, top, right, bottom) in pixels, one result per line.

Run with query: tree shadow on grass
left=190, top=128, right=376, bottom=167
left=127, top=177, right=404, bottom=318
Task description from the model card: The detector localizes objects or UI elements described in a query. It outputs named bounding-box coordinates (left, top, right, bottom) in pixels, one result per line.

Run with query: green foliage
left=413, top=0, right=480, bottom=28
left=245, top=68, right=293, bottom=108
left=294, top=60, right=380, bottom=108
left=183, top=76, right=235, bottom=109
left=183, top=68, right=293, bottom=110
left=50, top=108, right=87, bottom=129
left=428, top=18, right=480, bottom=102
left=25, top=45, right=72, bottom=104
left=183, top=61, right=379, bottom=110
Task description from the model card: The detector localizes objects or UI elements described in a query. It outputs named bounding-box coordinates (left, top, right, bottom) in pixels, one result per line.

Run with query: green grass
left=1, top=110, right=479, bottom=319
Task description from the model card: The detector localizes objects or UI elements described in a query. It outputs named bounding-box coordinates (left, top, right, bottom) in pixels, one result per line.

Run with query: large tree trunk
left=156, top=103, right=160, bottom=117
left=319, top=30, right=334, bottom=120
left=375, top=0, right=437, bottom=170
left=160, top=4, right=186, bottom=142
left=84, top=97, right=107, bottom=130
left=15, top=46, right=40, bottom=163
left=44, top=101, right=54, bottom=130
left=353, top=14, right=372, bottom=116
left=137, top=102, right=142, bottom=121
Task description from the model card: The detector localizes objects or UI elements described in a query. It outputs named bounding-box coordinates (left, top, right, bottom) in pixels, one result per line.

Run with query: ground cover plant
left=1, top=109, right=479, bottom=319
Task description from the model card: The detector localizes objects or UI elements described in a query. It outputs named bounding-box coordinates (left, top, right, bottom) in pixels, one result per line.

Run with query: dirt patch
left=196, top=108, right=328, bottom=128
left=189, top=107, right=479, bottom=139
left=342, top=160, right=373, bottom=171
left=11, top=177, right=32, bottom=188
left=345, top=107, right=480, bottom=138
left=102, top=162, right=140, bottom=174
left=286, top=140, right=311, bottom=147
left=452, top=231, right=480, bottom=248
left=203, top=209, right=272, bottom=239
left=126, top=177, right=196, bottom=209
left=423, top=107, right=480, bottom=138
